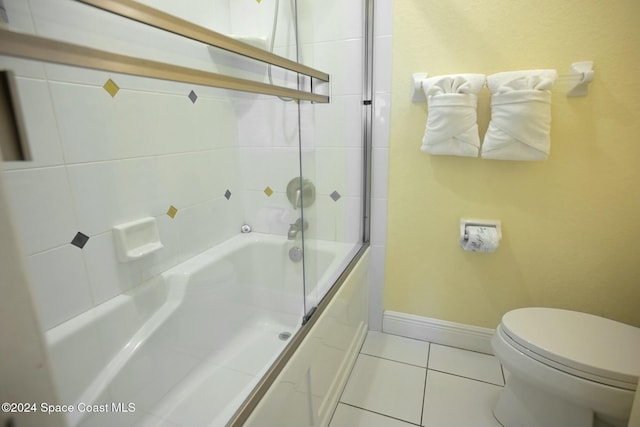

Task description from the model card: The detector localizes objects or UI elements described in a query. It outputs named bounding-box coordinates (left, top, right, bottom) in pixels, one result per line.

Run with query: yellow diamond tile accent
left=103, top=79, right=120, bottom=97
left=256, top=0, right=262, bottom=3
left=264, top=186, right=273, bottom=197
left=167, top=205, right=178, bottom=219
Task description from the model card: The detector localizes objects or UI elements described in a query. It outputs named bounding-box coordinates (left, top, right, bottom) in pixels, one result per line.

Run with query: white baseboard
left=382, top=310, right=495, bottom=354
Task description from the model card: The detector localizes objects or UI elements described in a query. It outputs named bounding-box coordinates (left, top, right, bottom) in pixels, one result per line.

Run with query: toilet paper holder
left=460, top=219, right=502, bottom=241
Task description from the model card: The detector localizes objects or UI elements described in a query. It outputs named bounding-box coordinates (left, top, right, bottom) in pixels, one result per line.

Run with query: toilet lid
left=501, top=308, right=640, bottom=387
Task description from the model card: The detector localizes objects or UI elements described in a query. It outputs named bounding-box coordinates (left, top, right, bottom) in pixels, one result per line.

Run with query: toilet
left=491, top=307, right=640, bottom=427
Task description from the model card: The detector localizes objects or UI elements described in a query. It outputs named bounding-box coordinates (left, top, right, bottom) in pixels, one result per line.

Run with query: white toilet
left=491, top=307, right=640, bottom=427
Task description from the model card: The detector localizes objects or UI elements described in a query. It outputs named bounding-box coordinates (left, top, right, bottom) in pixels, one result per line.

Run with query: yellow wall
left=385, top=0, right=640, bottom=328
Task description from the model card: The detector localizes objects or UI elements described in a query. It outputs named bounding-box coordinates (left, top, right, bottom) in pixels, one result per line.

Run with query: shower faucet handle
left=287, top=218, right=308, bottom=240
left=290, top=218, right=308, bottom=229
left=286, top=178, right=316, bottom=209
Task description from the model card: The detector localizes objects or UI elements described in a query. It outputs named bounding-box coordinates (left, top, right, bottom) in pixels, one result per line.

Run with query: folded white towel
left=481, top=69, right=557, bottom=161
left=420, top=74, right=486, bottom=157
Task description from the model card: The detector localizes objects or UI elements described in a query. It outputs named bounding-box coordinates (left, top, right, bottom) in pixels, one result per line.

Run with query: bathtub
left=46, top=233, right=355, bottom=427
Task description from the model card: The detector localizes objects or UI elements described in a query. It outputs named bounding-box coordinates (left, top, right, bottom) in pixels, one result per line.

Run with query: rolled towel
left=420, top=74, right=486, bottom=157
left=481, top=69, right=557, bottom=161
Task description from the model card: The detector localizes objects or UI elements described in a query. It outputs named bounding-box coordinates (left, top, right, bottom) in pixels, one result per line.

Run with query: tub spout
left=287, top=218, right=308, bottom=240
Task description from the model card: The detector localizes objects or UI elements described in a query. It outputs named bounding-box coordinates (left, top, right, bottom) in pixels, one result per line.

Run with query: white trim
left=382, top=310, right=496, bottom=354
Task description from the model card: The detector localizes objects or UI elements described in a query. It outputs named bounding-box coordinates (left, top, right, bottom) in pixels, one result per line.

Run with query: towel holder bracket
left=411, top=72, right=428, bottom=102
left=411, top=61, right=595, bottom=100
left=566, top=61, right=594, bottom=97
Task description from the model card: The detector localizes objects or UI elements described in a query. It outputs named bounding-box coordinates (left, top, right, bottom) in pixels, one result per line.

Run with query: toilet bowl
left=491, top=308, right=640, bottom=427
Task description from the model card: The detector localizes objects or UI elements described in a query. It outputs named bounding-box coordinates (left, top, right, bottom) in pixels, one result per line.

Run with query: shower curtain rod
left=0, top=29, right=329, bottom=103
left=76, top=0, right=330, bottom=83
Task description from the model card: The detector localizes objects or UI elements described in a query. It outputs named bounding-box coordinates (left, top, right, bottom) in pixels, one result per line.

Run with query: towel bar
left=411, top=61, right=594, bottom=101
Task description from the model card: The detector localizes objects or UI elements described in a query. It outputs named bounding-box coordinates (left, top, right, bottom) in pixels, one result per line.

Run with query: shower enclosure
left=0, top=0, right=370, bottom=426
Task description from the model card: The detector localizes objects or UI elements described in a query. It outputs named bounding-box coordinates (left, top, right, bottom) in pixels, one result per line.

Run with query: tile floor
left=329, top=331, right=507, bottom=427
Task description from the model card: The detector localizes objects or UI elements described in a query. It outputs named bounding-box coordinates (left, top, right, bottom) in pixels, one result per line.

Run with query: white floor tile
left=428, top=344, right=504, bottom=385
left=361, top=331, right=429, bottom=367
left=340, top=354, right=425, bottom=425
left=422, top=370, right=502, bottom=427
left=330, top=403, right=417, bottom=427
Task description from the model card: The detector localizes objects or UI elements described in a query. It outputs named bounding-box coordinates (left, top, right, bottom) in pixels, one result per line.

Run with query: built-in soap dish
left=113, top=217, right=163, bottom=263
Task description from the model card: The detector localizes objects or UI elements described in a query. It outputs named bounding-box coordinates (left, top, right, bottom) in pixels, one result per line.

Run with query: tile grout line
left=359, top=351, right=427, bottom=369
left=381, top=331, right=496, bottom=357
left=427, top=368, right=505, bottom=388
left=359, top=344, right=503, bottom=387
left=429, top=341, right=495, bottom=357
left=338, top=334, right=506, bottom=427
left=382, top=332, right=495, bottom=357
left=420, top=342, right=431, bottom=426
left=338, top=402, right=423, bottom=427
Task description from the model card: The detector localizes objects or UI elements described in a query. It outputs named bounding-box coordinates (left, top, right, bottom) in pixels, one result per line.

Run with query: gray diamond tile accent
left=330, top=190, right=341, bottom=201
left=224, top=189, right=232, bottom=200
left=188, top=90, right=198, bottom=103
left=71, top=232, right=89, bottom=249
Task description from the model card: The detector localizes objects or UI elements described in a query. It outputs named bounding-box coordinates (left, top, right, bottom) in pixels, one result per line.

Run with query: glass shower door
left=296, top=0, right=367, bottom=317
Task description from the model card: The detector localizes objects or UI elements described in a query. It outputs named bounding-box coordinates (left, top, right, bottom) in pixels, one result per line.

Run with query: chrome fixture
left=287, top=218, right=308, bottom=240
left=240, top=224, right=252, bottom=233
left=288, top=246, right=303, bottom=262
left=286, top=177, right=315, bottom=209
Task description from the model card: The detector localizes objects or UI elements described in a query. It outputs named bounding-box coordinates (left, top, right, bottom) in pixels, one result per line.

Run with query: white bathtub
left=46, top=233, right=355, bottom=427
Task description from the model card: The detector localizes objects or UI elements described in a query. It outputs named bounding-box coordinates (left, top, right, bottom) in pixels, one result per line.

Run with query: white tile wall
left=336, top=196, right=365, bottom=244
left=298, top=0, right=364, bottom=45
left=28, top=0, right=222, bottom=74
left=66, top=159, right=163, bottom=236
left=313, top=96, right=363, bottom=148
left=173, top=200, right=229, bottom=262
left=2, top=0, right=35, bottom=33
left=374, top=0, right=394, bottom=38
left=3, top=167, right=78, bottom=255
left=82, top=232, right=140, bottom=305
left=27, top=245, right=93, bottom=330
left=1, top=0, right=245, bottom=332
left=238, top=147, right=301, bottom=192
left=48, top=82, right=117, bottom=163
left=303, top=39, right=364, bottom=97
left=3, top=0, right=377, bottom=383
left=368, top=246, right=387, bottom=331
left=230, top=0, right=372, bottom=266
left=315, top=147, right=363, bottom=197
left=3, top=77, right=65, bottom=170
left=369, top=0, right=393, bottom=331
left=229, top=0, right=290, bottom=49
left=135, top=0, right=228, bottom=34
